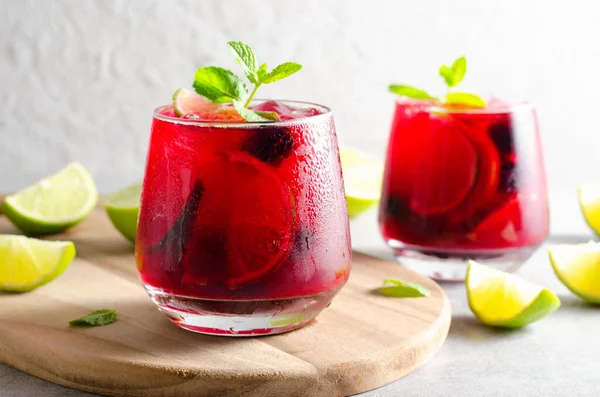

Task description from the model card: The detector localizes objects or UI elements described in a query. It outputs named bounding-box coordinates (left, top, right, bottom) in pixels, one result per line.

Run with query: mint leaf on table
left=233, top=100, right=279, bottom=122
left=228, top=41, right=259, bottom=84
left=262, top=62, right=303, bottom=84
left=69, top=309, right=117, bottom=327
left=377, top=279, right=430, bottom=298
left=445, top=92, right=487, bottom=108
left=193, top=66, right=247, bottom=103
left=439, top=56, right=467, bottom=88
left=388, top=84, right=436, bottom=100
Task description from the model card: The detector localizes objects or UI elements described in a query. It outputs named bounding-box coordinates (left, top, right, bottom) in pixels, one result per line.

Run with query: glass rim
left=394, top=98, right=536, bottom=114
left=153, top=99, right=332, bottom=128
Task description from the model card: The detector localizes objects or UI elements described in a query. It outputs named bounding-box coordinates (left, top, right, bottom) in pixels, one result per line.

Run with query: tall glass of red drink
left=379, top=99, right=549, bottom=280
left=136, top=100, right=351, bottom=336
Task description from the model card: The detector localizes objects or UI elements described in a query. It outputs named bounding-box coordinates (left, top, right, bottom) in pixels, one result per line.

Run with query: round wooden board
left=0, top=207, right=451, bottom=397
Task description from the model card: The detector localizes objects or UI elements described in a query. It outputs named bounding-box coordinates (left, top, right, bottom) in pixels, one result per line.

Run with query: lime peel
left=466, top=260, right=560, bottom=328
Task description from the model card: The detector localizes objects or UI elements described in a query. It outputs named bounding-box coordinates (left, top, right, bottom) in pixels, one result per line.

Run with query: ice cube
left=252, top=101, right=322, bottom=121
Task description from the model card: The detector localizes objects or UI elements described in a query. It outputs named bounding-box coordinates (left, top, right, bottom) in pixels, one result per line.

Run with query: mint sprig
left=192, top=41, right=302, bottom=121
left=377, top=279, right=430, bottom=298
left=69, top=309, right=117, bottom=327
left=388, top=56, right=486, bottom=108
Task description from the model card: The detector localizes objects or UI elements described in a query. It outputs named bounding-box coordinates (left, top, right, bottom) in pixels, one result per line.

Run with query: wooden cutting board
left=0, top=206, right=451, bottom=397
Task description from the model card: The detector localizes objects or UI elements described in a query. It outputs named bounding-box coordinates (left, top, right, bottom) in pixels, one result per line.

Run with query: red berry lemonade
left=379, top=100, right=549, bottom=279
left=136, top=100, right=351, bottom=335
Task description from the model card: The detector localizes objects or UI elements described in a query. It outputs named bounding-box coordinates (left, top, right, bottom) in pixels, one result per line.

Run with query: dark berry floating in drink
left=135, top=41, right=351, bottom=336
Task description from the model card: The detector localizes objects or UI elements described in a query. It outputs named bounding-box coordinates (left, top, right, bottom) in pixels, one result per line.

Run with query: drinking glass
left=135, top=101, right=351, bottom=336
left=379, top=100, right=549, bottom=280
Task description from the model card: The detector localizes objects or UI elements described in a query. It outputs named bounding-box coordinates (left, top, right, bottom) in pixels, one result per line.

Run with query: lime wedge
left=173, top=88, right=244, bottom=121
left=466, top=260, right=560, bottom=328
left=548, top=243, right=600, bottom=304
left=0, top=235, right=75, bottom=292
left=339, top=148, right=383, bottom=218
left=104, top=183, right=141, bottom=243
left=173, top=88, right=199, bottom=117
left=579, top=182, right=600, bottom=235
left=2, top=162, right=98, bottom=235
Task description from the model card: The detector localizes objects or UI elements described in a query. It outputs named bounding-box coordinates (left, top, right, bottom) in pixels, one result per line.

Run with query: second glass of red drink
left=381, top=57, right=549, bottom=280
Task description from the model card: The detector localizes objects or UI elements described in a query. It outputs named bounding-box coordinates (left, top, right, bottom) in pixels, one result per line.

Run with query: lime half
left=579, top=182, right=600, bottom=235
left=548, top=243, right=600, bottom=304
left=0, top=235, right=75, bottom=292
left=104, top=183, right=141, bottom=243
left=3, top=162, right=98, bottom=235
left=466, top=260, right=560, bottom=328
left=339, top=148, right=384, bottom=218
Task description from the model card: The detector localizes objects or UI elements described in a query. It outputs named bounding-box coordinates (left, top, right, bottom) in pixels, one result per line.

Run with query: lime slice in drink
left=548, top=243, right=600, bottom=304
left=466, top=260, right=560, bottom=328
left=578, top=182, right=600, bottom=235
left=0, top=235, right=75, bottom=292
left=172, top=88, right=244, bottom=121
left=339, top=148, right=383, bottom=218
left=178, top=152, right=294, bottom=287
left=409, top=126, right=477, bottom=215
left=2, top=162, right=98, bottom=235
left=104, top=183, right=141, bottom=243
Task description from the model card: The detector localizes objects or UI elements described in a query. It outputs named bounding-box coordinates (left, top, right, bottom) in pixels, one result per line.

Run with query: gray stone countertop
left=2, top=192, right=600, bottom=396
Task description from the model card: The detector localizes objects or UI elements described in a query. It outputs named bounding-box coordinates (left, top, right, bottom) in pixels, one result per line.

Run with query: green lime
left=3, top=162, right=98, bottom=235
left=0, top=235, right=75, bottom=292
left=548, top=244, right=600, bottom=304
left=104, top=183, right=141, bottom=243
left=466, top=260, right=560, bottom=328
left=173, top=88, right=196, bottom=117
left=339, top=148, right=383, bottom=218
left=578, top=183, right=600, bottom=235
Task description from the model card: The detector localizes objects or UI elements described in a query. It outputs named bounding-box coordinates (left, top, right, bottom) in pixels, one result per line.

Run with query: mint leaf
left=262, top=62, right=302, bottom=84
left=69, top=309, right=117, bottom=327
left=451, top=56, right=467, bottom=85
left=228, top=41, right=258, bottom=84
left=445, top=92, right=486, bottom=108
left=439, top=65, right=453, bottom=86
left=193, top=66, right=247, bottom=103
left=440, top=56, right=467, bottom=87
left=257, top=63, right=268, bottom=81
left=233, top=100, right=279, bottom=122
left=377, top=279, right=430, bottom=298
left=254, top=110, right=280, bottom=121
left=389, top=85, right=436, bottom=100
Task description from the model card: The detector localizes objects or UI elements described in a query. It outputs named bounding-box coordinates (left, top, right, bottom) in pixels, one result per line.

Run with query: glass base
left=144, top=285, right=340, bottom=336
left=389, top=241, right=540, bottom=281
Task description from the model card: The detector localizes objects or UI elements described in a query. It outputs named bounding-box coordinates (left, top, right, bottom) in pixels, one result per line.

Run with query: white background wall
left=1, top=0, right=599, bottom=227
